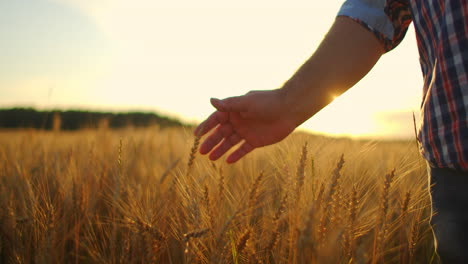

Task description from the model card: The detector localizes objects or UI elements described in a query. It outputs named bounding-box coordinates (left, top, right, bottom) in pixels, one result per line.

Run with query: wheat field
left=0, top=127, right=436, bottom=263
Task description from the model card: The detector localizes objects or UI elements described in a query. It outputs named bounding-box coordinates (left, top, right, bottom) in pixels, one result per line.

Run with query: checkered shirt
left=338, top=0, right=468, bottom=171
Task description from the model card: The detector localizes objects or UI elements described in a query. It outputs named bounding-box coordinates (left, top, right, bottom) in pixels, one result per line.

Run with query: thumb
left=211, top=96, right=248, bottom=112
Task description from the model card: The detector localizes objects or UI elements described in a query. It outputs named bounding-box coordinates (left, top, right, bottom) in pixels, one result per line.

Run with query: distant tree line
left=0, top=108, right=185, bottom=130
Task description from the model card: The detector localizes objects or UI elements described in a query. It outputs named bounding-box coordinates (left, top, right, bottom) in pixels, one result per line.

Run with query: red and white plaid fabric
left=338, top=0, right=468, bottom=171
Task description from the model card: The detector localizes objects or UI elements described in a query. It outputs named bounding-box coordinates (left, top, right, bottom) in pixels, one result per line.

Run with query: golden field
left=0, top=128, right=435, bottom=263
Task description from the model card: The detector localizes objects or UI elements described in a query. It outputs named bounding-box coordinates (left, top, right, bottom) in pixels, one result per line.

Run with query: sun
left=301, top=92, right=382, bottom=138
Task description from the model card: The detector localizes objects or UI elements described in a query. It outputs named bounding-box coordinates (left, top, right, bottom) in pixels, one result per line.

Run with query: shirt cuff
left=337, top=0, right=395, bottom=52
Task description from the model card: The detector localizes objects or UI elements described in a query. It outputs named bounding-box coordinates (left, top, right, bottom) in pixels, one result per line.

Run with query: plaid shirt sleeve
left=337, top=0, right=412, bottom=52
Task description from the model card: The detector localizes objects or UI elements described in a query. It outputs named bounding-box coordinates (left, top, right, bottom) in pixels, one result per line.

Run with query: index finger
left=194, top=111, right=229, bottom=137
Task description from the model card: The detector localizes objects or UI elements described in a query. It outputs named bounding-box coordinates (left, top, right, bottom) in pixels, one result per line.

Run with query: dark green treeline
left=0, top=108, right=185, bottom=130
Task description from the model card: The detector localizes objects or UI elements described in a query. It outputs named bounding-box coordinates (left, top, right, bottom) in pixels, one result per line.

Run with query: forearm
left=280, top=16, right=384, bottom=126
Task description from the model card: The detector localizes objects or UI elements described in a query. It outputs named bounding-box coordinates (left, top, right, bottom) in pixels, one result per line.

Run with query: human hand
left=194, top=89, right=298, bottom=163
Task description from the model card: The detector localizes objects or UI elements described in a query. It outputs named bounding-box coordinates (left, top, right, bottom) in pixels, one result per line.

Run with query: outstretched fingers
left=194, top=111, right=228, bottom=137
left=209, top=133, right=242, bottom=161
left=226, top=141, right=254, bottom=164
left=199, top=123, right=234, bottom=155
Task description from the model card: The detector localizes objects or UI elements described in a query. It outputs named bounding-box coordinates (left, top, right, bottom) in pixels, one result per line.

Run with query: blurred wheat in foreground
left=0, top=128, right=435, bottom=263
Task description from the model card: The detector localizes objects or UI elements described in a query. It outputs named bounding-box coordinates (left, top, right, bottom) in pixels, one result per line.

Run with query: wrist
left=277, top=83, right=314, bottom=127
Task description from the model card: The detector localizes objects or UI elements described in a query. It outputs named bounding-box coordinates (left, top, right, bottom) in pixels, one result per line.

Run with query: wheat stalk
left=372, top=169, right=396, bottom=263
left=318, top=154, right=345, bottom=243
left=295, top=142, right=308, bottom=203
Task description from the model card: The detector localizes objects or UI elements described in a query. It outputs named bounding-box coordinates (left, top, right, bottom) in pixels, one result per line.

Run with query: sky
left=0, top=0, right=423, bottom=139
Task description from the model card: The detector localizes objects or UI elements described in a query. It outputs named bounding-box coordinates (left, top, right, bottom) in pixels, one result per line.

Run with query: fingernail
left=211, top=98, right=225, bottom=110
left=211, top=98, right=221, bottom=104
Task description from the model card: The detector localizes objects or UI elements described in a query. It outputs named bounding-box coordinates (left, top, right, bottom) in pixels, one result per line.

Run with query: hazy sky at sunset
left=1, top=0, right=423, bottom=138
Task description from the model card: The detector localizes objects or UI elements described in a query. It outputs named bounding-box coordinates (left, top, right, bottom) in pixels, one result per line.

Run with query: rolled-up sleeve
left=338, top=0, right=412, bottom=52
